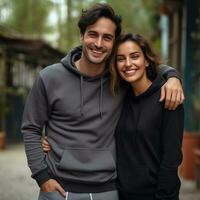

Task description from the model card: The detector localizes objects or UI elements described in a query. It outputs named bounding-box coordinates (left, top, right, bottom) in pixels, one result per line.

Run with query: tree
left=54, top=0, right=101, bottom=51
left=106, top=0, right=159, bottom=39
left=1, top=0, right=53, bottom=38
left=0, top=0, right=161, bottom=52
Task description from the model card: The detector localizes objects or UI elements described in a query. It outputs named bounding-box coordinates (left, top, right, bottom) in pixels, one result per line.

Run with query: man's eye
left=88, top=33, right=96, bottom=37
left=104, top=37, right=112, bottom=41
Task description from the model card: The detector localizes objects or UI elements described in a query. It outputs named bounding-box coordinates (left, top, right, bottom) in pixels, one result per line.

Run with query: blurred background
left=0, top=0, right=200, bottom=200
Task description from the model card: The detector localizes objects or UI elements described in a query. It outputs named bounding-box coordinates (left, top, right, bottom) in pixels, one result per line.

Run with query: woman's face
left=116, top=40, right=149, bottom=84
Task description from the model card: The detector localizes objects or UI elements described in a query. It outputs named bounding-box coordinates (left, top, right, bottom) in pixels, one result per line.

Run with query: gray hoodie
left=21, top=46, right=126, bottom=192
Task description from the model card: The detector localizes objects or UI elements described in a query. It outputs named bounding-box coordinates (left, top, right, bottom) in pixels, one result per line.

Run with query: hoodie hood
left=60, top=46, right=110, bottom=80
left=130, top=75, right=166, bottom=101
left=60, top=46, right=110, bottom=117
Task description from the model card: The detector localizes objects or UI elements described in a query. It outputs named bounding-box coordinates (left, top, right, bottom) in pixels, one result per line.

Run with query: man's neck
left=75, top=58, right=106, bottom=77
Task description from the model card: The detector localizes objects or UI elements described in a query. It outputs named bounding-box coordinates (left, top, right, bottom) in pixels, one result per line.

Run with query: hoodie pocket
left=56, top=148, right=116, bottom=183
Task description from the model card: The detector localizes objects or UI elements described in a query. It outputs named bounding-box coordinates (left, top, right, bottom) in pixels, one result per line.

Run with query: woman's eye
left=131, top=55, right=139, bottom=59
left=130, top=54, right=140, bottom=60
left=117, top=58, right=124, bottom=62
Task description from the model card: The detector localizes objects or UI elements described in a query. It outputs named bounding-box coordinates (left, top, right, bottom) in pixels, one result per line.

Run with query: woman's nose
left=125, top=58, right=131, bottom=67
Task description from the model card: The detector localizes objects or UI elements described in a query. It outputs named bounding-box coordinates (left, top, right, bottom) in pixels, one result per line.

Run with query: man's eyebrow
left=87, top=30, right=97, bottom=34
left=87, top=30, right=114, bottom=38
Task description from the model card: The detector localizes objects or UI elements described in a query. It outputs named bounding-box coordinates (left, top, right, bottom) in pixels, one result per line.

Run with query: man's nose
left=95, top=37, right=103, bottom=48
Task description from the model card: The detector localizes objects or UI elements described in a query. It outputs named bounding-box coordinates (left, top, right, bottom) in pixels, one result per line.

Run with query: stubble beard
left=83, top=46, right=110, bottom=65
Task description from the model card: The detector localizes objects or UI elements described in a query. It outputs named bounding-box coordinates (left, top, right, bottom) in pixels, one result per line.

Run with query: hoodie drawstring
left=99, top=77, right=103, bottom=118
left=65, top=192, right=68, bottom=200
left=89, top=193, right=93, bottom=200
left=66, top=193, right=93, bottom=200
left=79, top=75, right=103, bottom=118
left=80, top=75, right=84, bottom=116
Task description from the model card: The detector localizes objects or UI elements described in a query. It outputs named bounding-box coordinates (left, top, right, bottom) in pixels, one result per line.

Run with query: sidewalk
left=180, top=178, right=200, bottom=200
left=0, top=143, right=200, bottom=200
left=0, top=143, right=38, bottom=200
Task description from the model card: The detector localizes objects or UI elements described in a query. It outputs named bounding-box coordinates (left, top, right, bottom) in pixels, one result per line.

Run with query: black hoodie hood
left=129, top=75, right=166, bottom=101
left=60, top=46, right=110, bottom=117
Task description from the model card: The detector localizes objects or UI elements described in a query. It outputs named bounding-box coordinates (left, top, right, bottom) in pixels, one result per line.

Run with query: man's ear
left=80, top=33, right=84, bottom=43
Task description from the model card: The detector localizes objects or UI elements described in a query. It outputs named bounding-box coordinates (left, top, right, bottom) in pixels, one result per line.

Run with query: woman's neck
left=131, top=77, right=152, bottom=96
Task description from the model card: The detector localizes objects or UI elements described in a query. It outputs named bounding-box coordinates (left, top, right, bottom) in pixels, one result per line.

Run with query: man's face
left=80, top=17, right=116, bottom=66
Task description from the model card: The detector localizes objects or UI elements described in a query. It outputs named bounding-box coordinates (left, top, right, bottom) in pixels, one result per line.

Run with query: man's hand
left=40, top=179, right=66, bottom=197
left=160, top=77, right=185, bottom=110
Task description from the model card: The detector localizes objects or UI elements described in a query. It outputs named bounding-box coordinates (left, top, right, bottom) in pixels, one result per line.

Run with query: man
left=21, top=3, right=184, bottom=200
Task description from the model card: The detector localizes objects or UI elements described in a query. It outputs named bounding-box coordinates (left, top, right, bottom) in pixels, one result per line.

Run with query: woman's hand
left=42, top=136, right=51, bottom=153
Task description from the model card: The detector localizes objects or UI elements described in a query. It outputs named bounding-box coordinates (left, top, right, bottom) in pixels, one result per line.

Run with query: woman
left=111, top=33, right=184, bottom=200
left=43, top=33, right=184, bottom=200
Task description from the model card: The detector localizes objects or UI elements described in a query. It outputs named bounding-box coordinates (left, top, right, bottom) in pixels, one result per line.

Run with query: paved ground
left=0, top=143, right=200, bottom=200
left=0, top=143, right=38, bottom=200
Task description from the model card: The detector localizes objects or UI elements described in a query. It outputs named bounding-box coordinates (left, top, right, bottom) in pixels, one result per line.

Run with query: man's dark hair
left=78, top=3, right=122, bottom=38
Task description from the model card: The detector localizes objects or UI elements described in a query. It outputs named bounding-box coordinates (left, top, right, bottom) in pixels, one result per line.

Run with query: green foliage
left=0, top=0, right=161, bottom=53
left=55, top=0, right=102, bottom=52
left=57, top=0, right=160, bottom=51
left=106, top=0, right=159, bottom=39
left=0, top=0, right=53, bottom=37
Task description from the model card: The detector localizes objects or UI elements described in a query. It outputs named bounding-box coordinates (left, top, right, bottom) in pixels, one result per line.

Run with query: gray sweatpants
left=38, top=190, right=119, bottom=200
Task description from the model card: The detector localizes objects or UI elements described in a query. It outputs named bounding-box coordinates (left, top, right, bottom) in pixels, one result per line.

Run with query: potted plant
left=193, top=93, right=200, bottom=186
left=180, top=131, right=200, bottom=180
left=180, top=93, right=200, bottom=180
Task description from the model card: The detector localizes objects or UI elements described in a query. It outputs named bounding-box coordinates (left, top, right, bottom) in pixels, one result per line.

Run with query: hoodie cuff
left=163, top=70, right=182, bottom=82
left=159, top=64, right=182, bottom=82
left=32, top=168, right=51, bottom=186
left=155, top=168, right=180, bottom=200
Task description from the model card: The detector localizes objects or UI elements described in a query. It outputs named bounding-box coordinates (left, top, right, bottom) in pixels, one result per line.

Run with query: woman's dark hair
left=78, top=3, right=122, bottom=39
left=110, top=33, right=162, bottom=94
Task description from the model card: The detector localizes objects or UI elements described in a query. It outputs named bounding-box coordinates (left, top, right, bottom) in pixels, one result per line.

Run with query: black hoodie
left=116, top=76, right=184, bottom=200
